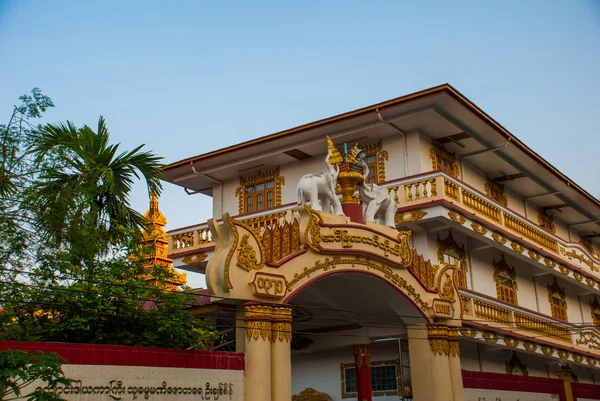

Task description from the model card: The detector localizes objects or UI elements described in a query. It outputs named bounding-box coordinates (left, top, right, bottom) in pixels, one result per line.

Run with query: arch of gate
left=206, top=206, right=466, bottom=401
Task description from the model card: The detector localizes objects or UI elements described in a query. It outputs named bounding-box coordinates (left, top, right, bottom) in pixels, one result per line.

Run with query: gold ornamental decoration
left=492, top=232, right=507, bottom=245
left=544, top=258, right=556, bottom=268
left=459, top=327, right=477, bottom=338
left=448, top=210, right=466, bottom=225
left=523, top=342, right=537, bottom=352
left=236, top=234, right=264, bottom=272
left=471, top=222, right=488, bottom=235
left=292, top=388, right=333, bottom=401
left=541, top=346, right=554, bottom=356
left=557, top=350, right=569, bottom=360
left=353, top=344, right=371, bottom=370
left=244, top=304, right=273, bottom=342
left=528, top=250, right=541, bottom=262
left=511, top=242, right=524, bottom=253
left=482, top=332, right=498, bottom=344
left=503, top=337, right=519, bottom=348
left=587, top=357, right=597, bottom=366
left=182, top=253, right=208, bottom=265
left=395, top=209, right=427, bottom=224
left=573, top=354, right=583, bottom=363
left=235, top=167, right=285, bottom=215
left=576, top=331, right=600, bottom=351
left=428, top=325, right=450, bottom=356
left=438, top=273, right=455, bottom=302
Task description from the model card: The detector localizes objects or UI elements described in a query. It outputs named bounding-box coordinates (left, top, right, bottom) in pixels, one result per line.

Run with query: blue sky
left=1, top=0, right=599, bottom=232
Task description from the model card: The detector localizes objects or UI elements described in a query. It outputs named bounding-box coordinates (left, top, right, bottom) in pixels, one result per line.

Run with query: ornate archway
left=207, top=206, right=465, bottom=401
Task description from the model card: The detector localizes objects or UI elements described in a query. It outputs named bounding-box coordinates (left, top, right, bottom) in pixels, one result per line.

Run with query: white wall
left=292, top=342, right=405, bottom=401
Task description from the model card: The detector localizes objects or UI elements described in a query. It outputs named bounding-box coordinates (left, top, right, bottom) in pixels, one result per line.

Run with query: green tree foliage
left=0, top=89, right=218, bottom=350
left=0, top=350, right=71, bottom=401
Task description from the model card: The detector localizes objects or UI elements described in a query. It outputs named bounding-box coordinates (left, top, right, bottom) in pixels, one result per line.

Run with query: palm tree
left=27, top=116, right=163, bottom=249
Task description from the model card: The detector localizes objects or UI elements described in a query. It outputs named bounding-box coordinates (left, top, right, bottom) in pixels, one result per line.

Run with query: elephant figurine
left=358, top=164, right=398, bottom=227
left=296, top=152, right=344, bottom=215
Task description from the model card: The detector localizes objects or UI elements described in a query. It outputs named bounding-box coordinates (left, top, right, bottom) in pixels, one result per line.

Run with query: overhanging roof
left=162, top=84, right=600, bottom=222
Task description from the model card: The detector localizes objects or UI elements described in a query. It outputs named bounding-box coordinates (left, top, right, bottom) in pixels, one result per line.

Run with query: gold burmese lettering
left=321, top=229, right=403, bottom=257
left=36, top=380, right=235, bottom=400
left=435, top=303, right=451, bottom=315
left=256, top=276, right=284, bottom=295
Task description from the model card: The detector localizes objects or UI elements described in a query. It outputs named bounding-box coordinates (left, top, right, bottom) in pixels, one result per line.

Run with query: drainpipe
left=459, top=138, right=511, bottom=179
left=190, top=162, right=224, bottom=216
left=376, top=109, right=410, bottom=177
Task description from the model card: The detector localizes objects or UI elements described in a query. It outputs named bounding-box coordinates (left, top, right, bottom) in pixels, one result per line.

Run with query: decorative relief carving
left=459, top=327, right=477, bottom=338
left=429, top=143, right=459, bottom=177
left=236, top=167, right=285, bottom=215
left=484, top=176, right=508, bottom=206
left=528, top=250, right=541, bottom=261
left=244, top=304, right=273, bottom=341
left=523, top=342, right=537, bottom=352
left=359, top=139, right=388, bottom=184
left=438, top=273, right=455, bottom=302
left=437, top=231, right=468, bottom=287
left=293, top=388, right=333, bottom=401
left=492, top=232, right=507, bottom=245
left=506, top=351, right=528, bottom=376
left=573, top=354, right=583, bottom=363
left=493, top=255, right=518, bottom=305
left=471, top=222, right=488, bottom=235
left=429, top=325, right=458, bottom=356
left=587, top=357, right=597, bottom=366
left=286, top=256, right=429, bottom=311
left=448, top=210, right=466, bottom=224
left=541, top=346, right=554, bottom=356
left=503, top=337, right=519, bottom=348
left=586, top=277, right=595, bottom=287
left=182, top=253, right=207, bottom=264
left=236, top=234, right=264, bottom=272
left=511, top=242, right=524, bottom=253
left=482, top=331, right=498, bottom=344
left=557, top=350, right=569, bottom=360
left=576, top=331, right=600, bottom=351
left=573, top=272, right=583, bottom=281
left=558, top=265, right=570, bottom=275
left=272, top=306, right=293, bottom=343
left=544, top=258, right=556, bottom=268
left=395, top=209, right=427, bottom=224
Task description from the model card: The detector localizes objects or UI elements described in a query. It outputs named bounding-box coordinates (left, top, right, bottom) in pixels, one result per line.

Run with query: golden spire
left=326, top=136, right=344, bottom=165
left=140, top=193, right=186, bottom=288
left=346, top=143, right=360, bottom=165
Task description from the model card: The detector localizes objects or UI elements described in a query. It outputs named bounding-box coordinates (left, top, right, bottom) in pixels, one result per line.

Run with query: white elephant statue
left=296, top=152, right=344, bottom=215
left=358, top=165, right=398, bottom=227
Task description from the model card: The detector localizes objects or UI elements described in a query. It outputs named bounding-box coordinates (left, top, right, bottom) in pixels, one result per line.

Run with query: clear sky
left=1, top=1, right=599, bottom=286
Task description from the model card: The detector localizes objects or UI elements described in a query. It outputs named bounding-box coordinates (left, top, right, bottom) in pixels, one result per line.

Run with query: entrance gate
left=206, top=206, right=465, bottom=401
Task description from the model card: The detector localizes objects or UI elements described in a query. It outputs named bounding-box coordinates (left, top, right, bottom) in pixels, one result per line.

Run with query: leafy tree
left=0, top=90, right=218, bottom=350
left=0, top=350, right=71, bottom=401
left=0, top=89, right=54, bottom=285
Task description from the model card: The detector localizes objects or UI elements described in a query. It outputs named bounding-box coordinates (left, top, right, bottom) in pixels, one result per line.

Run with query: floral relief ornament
left=448, top=210, right=466, bottom=225
left=471, top=222, right=488, bottom=235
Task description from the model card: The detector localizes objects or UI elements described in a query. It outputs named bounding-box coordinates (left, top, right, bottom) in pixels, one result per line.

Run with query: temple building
left=162, top=84, right=600, bottom=401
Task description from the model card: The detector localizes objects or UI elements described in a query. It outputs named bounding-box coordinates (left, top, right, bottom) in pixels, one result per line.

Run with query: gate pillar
left=244, top=303, right=273, bottom=401
left=407, top=324, right=464, bottom=401
left=353, top=344, right=373, bottom=401
left=271, top=306, right=293, bottom=401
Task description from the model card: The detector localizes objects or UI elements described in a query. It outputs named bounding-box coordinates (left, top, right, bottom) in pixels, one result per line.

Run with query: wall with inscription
left=28, top=365, right=243, bottom=401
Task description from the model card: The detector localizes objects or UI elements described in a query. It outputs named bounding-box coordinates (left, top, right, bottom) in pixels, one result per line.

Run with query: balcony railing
left=461, top=292, right=575, bottom=345
left=382, top=172, right=600, bottom=279
left=167, top=171, right=600, bottom=279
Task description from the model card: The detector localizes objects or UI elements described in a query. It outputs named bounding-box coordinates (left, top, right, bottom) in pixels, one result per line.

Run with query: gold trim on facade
left=429, top=143, right=459, bottom=177
left=359, top=139, right=388, bottom=184
left=395, top=209, right=427, bottom=224
left=235, top=167, right=285, bottom=215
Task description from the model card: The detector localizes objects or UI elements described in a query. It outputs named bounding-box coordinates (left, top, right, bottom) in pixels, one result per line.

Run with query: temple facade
left=162, top=84, right=600, bottom=401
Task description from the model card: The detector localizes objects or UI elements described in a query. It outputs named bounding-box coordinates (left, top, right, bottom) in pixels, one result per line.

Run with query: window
left=537, top=210, right=556, bottom=234
left=580, top=236, right=594, bottom=254
left=437, top=231, right=468, bottom=288
left=358, top=140, right=388, bottom=184
left=547, top=278, right=567, bottom=321
left=506, top=351, right=528, bottom=376
left=484, top=175, right=508, bottom=206
left=591, top=298, right=600, bottom=328
left=493, top=255, right=518, bottom=305
left=429, top=143, right=459, bottom=177
left=363, top=154, right=378, bottom=184
left=235, top=167, right=284, bottom=215
left=340, top=360, right=401, bottom=398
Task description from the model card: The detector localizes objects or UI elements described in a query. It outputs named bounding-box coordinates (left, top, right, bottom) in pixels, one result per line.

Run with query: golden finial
left=326, top=136, right=344, bottom=165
